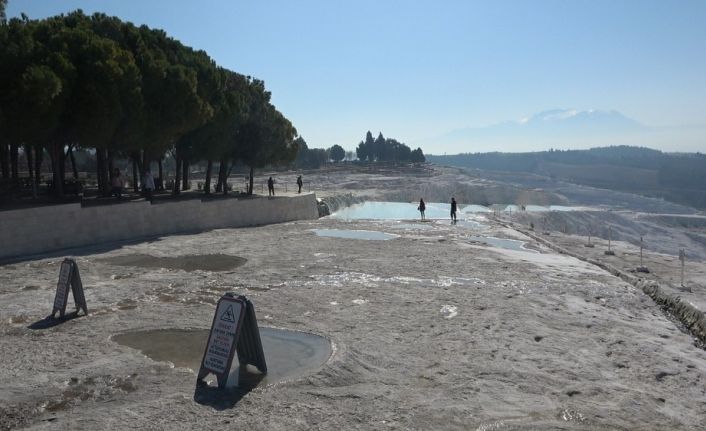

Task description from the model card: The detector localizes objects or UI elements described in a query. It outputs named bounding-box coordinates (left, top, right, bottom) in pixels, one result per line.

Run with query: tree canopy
left=0, top=10, right=299, bottom=197
left=329, top=144, right=345, bottom=163
left=355, top=131, right=425, bottom=163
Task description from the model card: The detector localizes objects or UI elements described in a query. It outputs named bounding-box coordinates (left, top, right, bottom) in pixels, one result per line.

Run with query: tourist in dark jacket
left=267, top=176, right=275, bottom=196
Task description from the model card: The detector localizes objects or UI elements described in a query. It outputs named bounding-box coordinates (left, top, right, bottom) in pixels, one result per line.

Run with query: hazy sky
left=8, top=0, right=706, bottom=153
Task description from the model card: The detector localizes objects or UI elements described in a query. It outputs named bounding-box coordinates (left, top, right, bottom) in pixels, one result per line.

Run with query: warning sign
left=202, top=297, right=244, bottom=375
left=197, top=293, right=267, bottom=389
left=53, top=260, right=72, bottom=313
left=51, top=258, right=88, bottom=318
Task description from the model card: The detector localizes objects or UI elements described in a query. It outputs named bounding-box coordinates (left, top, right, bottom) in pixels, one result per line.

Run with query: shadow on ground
left=193, top=372, right=264, bottom=410
left=27, top=312, right=85, bottom=330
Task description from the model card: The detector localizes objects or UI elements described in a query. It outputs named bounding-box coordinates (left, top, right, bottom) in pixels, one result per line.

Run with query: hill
left=428, top=146, right=706, bottom=209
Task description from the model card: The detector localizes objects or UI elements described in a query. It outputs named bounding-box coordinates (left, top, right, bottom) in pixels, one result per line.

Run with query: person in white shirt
left=142, top=169, right=155, bottom=203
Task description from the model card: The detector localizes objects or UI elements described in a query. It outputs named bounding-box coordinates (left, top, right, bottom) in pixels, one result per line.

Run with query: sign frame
left=51, top=258, right=88, bottom=318
left=197, top=293, right=267, bottom=389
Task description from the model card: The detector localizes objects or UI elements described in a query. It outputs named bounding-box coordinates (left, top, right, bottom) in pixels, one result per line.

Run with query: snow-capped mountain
left=418, top=109, right=702, bottom=154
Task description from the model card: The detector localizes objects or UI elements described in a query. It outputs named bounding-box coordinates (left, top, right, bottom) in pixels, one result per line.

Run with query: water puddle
left=99, top=254, right=247, bottom=272
left=331, top=201, right=590, bottom=219
left=524, top=205, right=550, bottom=212
left=548, top=205, right=591, bottom=211
left=438, top=219, right=484, bottom=229
left=468, top=235, right=537, bottom=253
left=312, top=229, right=397, bottom=240
left=495, top=204, right=590, bottom=212
left=331, top=201, right=452, bottom=220
left=112, top=327, right=332, bottom=385
left=461, top=204, right=492, bottom=213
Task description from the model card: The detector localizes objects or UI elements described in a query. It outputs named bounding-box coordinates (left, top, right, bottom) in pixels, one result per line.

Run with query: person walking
left=296, top=175, right=303, bottom=193
left=450, top=197, right=457, bottom=223
left=142, top=169, right=155, bottom=203
left=111, top=168, right=124, bottom=199
left=267, top=176, right=275, bottom=196
left=418, top=198, right=426, bottom=221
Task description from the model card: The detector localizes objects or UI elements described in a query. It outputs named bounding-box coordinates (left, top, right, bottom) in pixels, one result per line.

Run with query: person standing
left=450, top=197, right=457, bottom=223
left=111, top=168, right=124, bottom=199
left=296, top=175, right=303, bottom=193
left=267, top=176, right=275, bottom=196
left=418, top=198, right=426, bottom=221
left=142, top=169, right=155, bottom=203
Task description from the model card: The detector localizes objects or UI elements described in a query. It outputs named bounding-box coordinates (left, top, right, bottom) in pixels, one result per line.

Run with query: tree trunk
left=182, top=159, right=189, bottom=191
left=108, top=150, right=114, bottom=179
left=50, top=143, right=64, bottom=197
left=34, top=146, right=43, bottom=185
left=59, top=145, right=67, bottom=189
left=100, top=149, right=109, bottom=195
left=0, top=143, right=8, bottom=180
left=221, top=159, right=230, bottom=195
left=215, top=159, right=225, bottom=193
left=248, top=166, right=254, bottom=196
left=96, top=148, right=110, bottom=196
left=96, top=148, right=104, bottom=195
left=204, top=160, right=213, bottom=195
left=69, top=146, right=79, bottom=179
left=10, top=143, right=19, bottom=181
left=158, top=158, right=164, bottom=190
left=173, top=155, right=182, bottom=195
left=131, top=153, right=141, bottom=193
left=26, top=145, right=34, bottom=179
left=219, top=158, right=228, bottom=195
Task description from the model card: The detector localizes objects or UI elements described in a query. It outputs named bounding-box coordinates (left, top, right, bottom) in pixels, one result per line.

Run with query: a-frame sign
left=197, top=293, right=267, bottom=388
left=51, top=258, right=88, bottom=318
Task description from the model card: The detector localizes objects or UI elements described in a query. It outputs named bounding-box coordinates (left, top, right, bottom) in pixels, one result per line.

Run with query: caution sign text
left=202, top=298, right=244, bottom=375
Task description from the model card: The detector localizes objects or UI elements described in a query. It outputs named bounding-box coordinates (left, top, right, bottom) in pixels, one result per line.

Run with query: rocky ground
left=1, top=164, right=705, bottom=430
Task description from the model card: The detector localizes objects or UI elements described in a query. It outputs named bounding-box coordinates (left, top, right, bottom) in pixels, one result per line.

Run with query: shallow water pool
left=461, top=204, right=492, bottom=213
left=331, top=201, right=452, bottom=220
left=468, top=235, right=537, bottom=253
left=113, top=327, right=332, bottom=386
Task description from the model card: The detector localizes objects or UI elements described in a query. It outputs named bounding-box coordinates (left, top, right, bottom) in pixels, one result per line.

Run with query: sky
left=7, top=0, right=706, bottom=154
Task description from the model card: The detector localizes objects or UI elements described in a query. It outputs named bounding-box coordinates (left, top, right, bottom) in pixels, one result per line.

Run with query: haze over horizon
left=8, top=0, right=706, bottom=155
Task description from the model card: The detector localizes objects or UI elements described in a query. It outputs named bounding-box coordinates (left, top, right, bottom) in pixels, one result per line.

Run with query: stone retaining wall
left=0, top=193, right=319, bottom=260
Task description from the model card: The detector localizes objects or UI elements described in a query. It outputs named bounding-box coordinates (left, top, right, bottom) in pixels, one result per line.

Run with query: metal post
left=604, top=225, right=615, bottom=255
left=608, top=226, right=612, bottom=251
left=635, top=235, right=649, bottom=273
left=679, top=249, right=686, bottom=289
left=585, top=225, right=595, bottom=247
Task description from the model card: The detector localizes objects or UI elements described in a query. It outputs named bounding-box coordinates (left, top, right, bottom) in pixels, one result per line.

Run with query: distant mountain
left=517, top=109, right=645, bottom=132
left=418, top=109, right=704, bottom=154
